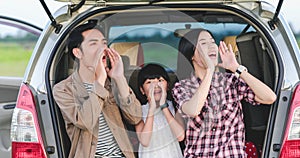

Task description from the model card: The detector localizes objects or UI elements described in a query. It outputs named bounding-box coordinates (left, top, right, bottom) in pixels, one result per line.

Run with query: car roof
left=0, top=15, right=42, bottom=35
left=54, top=0, right=262, bottom=5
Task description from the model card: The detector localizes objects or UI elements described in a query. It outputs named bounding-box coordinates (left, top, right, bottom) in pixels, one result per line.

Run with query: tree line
left=0, top=33, right=38, bottom=42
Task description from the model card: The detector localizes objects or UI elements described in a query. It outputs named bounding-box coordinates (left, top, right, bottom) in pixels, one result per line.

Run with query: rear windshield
left=109, top=22, right=251, bottom=71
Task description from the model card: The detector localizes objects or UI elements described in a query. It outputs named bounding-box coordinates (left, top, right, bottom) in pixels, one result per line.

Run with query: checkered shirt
left=172, top=72, right=259, bottom=158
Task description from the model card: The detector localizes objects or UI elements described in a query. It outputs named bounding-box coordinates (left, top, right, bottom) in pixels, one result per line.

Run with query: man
left=53, top=21, right=142, bottom=158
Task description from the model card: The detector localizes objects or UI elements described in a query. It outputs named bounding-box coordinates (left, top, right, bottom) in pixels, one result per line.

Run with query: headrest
left=223, top=36, right=239, bottom=54
left=121, top=55, right=130, bottom=71
left=110, top=42, right=144, bottom=66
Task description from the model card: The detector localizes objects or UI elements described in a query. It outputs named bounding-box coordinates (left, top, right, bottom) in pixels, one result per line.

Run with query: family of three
left=53, top=22, right=276, bottom=158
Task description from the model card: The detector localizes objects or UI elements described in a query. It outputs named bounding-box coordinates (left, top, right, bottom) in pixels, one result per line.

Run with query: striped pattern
left=95, top=113, right=123, bottom=157
left=83, top=83, right=124, bottom=157
left=83, top=83, right=94, bottom=93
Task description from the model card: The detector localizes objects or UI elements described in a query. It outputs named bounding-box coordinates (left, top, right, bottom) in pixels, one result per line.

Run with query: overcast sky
left=1, top=0, right=299, bottom=33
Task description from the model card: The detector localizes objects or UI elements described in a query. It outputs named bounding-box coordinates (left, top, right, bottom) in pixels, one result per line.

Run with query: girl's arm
left=162, top=107, right=185, bottom=141
left=135, top=111, right=154, bottom=147
left=135, top=85, right=157, bottom=147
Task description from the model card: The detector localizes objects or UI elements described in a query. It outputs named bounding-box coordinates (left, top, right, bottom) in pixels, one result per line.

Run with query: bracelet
left=234, top=65, right=248, bottom=78
left=160, top=103, right=169, bottom=110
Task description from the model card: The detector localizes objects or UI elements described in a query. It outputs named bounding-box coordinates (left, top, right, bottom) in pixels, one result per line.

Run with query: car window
left=108, top=22, right=251, bottom=71
left=0, top=22, right=40, bottom=77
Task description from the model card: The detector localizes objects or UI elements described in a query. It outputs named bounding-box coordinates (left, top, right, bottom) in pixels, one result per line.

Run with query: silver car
left=6, top=0, right=300, bottom=158
left=0, top=15, right=42, bottom=158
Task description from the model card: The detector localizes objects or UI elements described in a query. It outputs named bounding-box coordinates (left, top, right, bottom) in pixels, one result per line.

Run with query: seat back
left=223, top=35, right=241, bottom=64
left=236, top=31, right=275, bottom=146
left=236, top=32, right=274, bottom=89
left=110, top=42, right=144, bottom=66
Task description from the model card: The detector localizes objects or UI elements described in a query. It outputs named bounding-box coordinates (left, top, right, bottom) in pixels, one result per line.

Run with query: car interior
left=50, top=8, right=278, bottom=157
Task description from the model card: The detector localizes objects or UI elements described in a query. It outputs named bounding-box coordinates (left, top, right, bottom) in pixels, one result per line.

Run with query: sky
left=0, top=0, right=299, bottom=33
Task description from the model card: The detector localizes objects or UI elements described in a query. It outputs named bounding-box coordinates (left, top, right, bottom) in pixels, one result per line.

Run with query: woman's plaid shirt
left=172, top=72, right=259, bottom=158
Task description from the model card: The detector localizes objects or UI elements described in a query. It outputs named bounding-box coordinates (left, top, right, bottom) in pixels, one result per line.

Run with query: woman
left=172, top=29, right=276, bottom=157
left=135, top=63, right=185, bottom=158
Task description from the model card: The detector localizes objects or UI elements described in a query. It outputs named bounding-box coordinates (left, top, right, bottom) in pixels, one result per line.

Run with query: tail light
left=10, top=84, right=47, bottom=158
left=280, top=84, right=300, bottom=157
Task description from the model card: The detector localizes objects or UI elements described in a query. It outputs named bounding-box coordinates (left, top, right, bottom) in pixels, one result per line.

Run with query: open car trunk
left=48, top=2, right=280, bottom=157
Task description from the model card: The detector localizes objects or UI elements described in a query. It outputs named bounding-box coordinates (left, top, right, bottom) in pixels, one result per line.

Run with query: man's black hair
left=137, top=63, right=170, bottom=90
left=67, top=21, right=104, bottom=60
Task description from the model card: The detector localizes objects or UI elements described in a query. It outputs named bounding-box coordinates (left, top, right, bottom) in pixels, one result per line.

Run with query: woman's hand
left=195, top=43, right=215, bottom=74
left=218, top=41, right=239, bottom=72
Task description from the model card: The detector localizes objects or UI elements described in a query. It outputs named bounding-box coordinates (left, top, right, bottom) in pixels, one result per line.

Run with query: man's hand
left=95, top=48, right=107, bottom=86
left=106, top=48, right=124, bottom=80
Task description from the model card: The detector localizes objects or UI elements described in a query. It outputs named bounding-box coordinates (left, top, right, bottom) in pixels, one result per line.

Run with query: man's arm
left=53, top=79, right=106, bottom=132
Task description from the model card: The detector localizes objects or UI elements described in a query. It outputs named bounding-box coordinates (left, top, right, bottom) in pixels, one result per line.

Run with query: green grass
left=0, top=39, right=299, bottom=77
left=0, top=42, right=33, bottom=77
left=142, top=43, right=178, bottom=70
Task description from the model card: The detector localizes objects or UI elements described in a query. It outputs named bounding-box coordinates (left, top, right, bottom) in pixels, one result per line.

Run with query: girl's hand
left=158, top=82, right=167, bottom=106
left=148, top=83, right=157, bottom=112
left=218, top=41, right=239, bottom=72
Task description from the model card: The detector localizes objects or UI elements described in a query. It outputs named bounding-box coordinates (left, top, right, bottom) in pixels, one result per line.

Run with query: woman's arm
left=239, top=70, right=277, bottom=104
left=218, top=41, right=276, bottom=104
left=181, top=40, right=216, bottom=117
left=181, top=70, right=213, bottom=117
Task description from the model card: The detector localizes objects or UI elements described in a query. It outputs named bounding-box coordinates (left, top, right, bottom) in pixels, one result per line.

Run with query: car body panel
left=0, top=16, right=42, bottom=158
left=0, top=77, right=22, bottom=158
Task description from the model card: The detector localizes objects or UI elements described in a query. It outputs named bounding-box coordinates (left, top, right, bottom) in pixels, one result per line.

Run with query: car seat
left=236, top=31, right=275, bottom=152
left=223, top=35, right=241, bottom=64
left=223, top=35, right=263, bottom=157
left=110, top=42, right=144, bottom=67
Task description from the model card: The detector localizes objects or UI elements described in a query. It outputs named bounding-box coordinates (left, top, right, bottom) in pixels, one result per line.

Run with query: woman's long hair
left=177, top=29, right=214, bottom=79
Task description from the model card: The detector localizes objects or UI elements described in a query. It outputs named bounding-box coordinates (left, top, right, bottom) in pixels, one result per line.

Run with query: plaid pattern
left=172, top=72, right=259, bottom=158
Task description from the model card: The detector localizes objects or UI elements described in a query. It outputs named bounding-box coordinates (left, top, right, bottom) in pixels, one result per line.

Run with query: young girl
left=172, top=29, right=276, bottom=157
left=135, top=63, right=185, bottom=158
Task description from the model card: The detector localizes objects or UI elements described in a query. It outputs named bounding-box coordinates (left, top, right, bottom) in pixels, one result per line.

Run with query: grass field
left=0, top=39, right=300, bottom=77
left=142, top=43, right=178, bottom=70
left=0, top=42, right=33, bottom=77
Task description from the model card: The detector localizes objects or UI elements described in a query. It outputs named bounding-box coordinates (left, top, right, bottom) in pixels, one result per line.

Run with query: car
left=7, top=0, right=300, bottom=158
left=0, top=15, right=42, bottom=158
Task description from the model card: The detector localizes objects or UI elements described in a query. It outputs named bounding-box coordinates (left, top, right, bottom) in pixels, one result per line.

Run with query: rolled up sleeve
left=118, top=89, right=142, bottom=125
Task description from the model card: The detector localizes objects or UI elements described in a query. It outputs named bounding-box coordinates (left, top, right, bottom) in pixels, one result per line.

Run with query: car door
left=0, top=15, right=42, bottom=158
